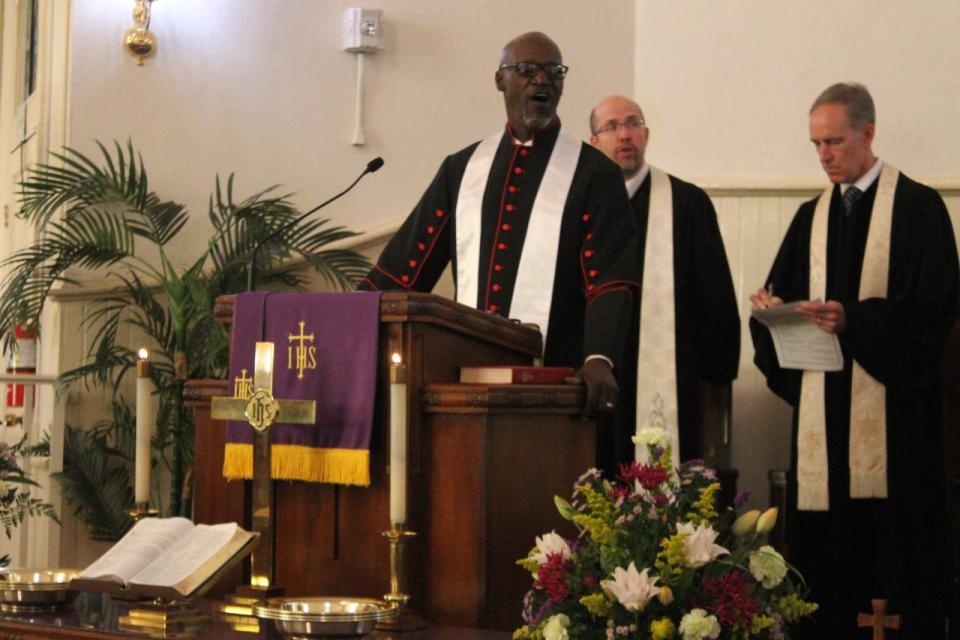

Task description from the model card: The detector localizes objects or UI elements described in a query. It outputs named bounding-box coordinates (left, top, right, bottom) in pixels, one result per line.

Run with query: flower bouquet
left=514, top=428, right=816, bottom=640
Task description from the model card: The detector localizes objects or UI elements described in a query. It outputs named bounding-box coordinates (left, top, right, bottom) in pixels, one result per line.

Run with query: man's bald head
left=589, top=95, right=649, bottom=179
left=495, top=32, right=565, bottom=141
left=500, top=32, right=562, bottom=65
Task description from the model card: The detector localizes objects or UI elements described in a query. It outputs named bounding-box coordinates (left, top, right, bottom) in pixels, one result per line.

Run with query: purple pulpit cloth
left=222, top=291, right=381, bottom=486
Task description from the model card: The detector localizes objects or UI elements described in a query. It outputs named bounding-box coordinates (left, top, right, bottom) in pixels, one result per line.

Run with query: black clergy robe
left=362, top=123, right=638, bottom=368
left=750, top=172, right=959, bottom=639
left=601, top=173, right=740, bottom=475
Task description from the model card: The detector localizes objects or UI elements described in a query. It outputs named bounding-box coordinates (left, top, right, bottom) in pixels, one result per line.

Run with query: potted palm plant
left=0, top=141, right=370, bottom=539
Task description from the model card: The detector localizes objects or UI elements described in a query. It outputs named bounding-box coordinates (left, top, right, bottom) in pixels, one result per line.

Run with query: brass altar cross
left=211, top=341, right=317, bottom=589
left=857, top=599, right=901, bottom=640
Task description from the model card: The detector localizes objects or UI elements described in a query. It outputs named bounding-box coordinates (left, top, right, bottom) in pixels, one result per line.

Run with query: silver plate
left=253, top=597, right=398, bottom=639
left=0, top=568, right=81, bottom=612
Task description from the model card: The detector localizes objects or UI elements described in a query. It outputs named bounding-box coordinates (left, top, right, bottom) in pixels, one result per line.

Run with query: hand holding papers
left=752, top=300, right=844, bottom=371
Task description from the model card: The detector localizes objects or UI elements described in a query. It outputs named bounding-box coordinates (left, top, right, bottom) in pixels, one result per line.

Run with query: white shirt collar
left=842, top=158, right=883, bottom=194
left=625, top=163, right=650, bottom=198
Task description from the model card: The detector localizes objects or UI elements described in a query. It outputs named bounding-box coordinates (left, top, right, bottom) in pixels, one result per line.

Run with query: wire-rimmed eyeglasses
left=595, top=118, right=646, bottom=135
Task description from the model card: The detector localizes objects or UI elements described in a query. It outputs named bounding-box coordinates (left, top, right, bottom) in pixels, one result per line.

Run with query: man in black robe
left=589, top=95, right=739, bottom=474
left=361, top=33, right=637, bottom=417
left=750, top=82, right=958, bottom=638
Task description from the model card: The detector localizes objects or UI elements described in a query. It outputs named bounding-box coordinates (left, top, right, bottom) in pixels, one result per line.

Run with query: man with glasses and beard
left=363, top=33, right=637, bottom=418
left=589, top=95, right=739, bottom=474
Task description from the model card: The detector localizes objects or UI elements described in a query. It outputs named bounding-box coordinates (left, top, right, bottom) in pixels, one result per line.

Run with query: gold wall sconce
left=124, top=0, right=157, bottom=65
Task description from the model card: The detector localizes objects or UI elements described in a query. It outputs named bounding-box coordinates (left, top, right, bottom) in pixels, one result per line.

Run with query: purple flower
left=521, top=590, right=535, bottom=623
left=734, top=487, right=751, bottom=507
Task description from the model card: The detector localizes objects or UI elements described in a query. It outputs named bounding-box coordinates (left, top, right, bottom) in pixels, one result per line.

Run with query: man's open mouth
left=529, top=91, right=552, bottom=105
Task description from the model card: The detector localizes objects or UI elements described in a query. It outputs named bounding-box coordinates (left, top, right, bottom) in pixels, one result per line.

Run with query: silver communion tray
left=0, top=568, right=81, bottom=613
left=253, top=597, right=398, bottom=639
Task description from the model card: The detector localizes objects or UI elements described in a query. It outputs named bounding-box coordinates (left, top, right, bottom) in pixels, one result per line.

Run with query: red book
left=459, top=365, right=574, bottom=385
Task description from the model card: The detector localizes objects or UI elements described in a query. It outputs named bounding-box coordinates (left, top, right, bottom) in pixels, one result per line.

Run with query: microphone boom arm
left=246, top=158, right=383, bottom=292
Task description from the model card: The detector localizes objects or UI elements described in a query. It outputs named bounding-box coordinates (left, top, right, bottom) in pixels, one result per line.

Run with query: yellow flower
left=731, top=509, right=761, bottom=536
left=572, top=514, right=616, bottom=546
left=687, top=482, right=720, bottom=524
left=750, top=615, right=774, bottom=634
left=572, top=484, right=617, bottom=545
left=579, top=592, right=613, bottom=617
left=756, top=507, right=779, bottom=534
left=654, top=533, right=688, bottom=583
left=650, top=617, right=676, bottom=639
left=512, top=625, right=537, bottom=640
left=774, top=593, right=819, bottom=622
left=658, top=585, right=674, bottom=605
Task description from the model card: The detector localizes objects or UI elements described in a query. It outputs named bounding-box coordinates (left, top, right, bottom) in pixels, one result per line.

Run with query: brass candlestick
left=378, top=523, right=425, bottom=632
left=127, top=502, right=160, bottom=521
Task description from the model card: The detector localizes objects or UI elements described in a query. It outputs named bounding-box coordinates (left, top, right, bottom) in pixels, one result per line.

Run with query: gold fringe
left=223, top=443, right=370, bottom=486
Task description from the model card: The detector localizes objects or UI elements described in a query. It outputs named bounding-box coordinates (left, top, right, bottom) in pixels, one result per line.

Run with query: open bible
left=72, top=517, right=258, bottom=601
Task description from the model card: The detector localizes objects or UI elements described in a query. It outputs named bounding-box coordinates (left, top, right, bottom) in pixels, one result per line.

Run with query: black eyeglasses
left=498, top=62, right=569, bottom=80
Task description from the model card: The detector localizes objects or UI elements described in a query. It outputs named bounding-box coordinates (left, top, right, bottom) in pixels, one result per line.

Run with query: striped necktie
left=842, top=185, right=862, bottom=215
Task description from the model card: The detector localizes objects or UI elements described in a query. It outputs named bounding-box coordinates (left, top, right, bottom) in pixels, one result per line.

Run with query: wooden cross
left=857, top=599, right=901, bottom=640
left=210, top=341, right=316, bottom=590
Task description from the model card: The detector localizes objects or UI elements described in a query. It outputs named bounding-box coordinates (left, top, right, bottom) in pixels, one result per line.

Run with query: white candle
left=389, top=352, right=408, bottom=525
left=135, top=349, right=154, bottom=505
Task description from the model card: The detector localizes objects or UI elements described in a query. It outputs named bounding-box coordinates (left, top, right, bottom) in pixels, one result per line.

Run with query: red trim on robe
left=374, top=215, right=451, bottom=289
left=484, top=144, right=522, bottom=311
left=586, top=279, right=637, bottom=302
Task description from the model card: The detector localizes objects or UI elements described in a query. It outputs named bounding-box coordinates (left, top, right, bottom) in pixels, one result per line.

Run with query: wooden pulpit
left=184, top=292, right=594, bottom=630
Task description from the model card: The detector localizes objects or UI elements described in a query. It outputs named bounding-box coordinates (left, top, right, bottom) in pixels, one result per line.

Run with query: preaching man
left=362, top=32, right=637, bottom=417
left=589, top=95, right=739, bottom=473
left=750, top=82, right=958, bottom=638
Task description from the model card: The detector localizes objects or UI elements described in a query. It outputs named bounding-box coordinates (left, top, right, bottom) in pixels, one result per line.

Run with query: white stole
left=455, top=131, right=581, bottom=351
left=797, top=163, right=898, bottom=511
left=634, top=166, right=679, bottom=467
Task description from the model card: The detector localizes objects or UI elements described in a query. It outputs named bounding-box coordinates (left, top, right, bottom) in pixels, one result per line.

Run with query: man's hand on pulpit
left=575, top=357, right=619, bottom=418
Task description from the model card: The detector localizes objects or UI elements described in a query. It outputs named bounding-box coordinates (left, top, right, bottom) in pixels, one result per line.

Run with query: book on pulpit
left=459, top=365, right=574, bottom=385
left=72, top=517, right=258, bottom=601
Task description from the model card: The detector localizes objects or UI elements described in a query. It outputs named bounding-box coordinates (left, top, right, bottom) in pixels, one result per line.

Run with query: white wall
left=68, top=0, right=635, bottom=269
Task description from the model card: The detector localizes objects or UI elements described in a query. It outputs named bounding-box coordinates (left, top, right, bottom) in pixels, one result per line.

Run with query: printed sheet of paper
left=752, top=301, right=844, bottom=371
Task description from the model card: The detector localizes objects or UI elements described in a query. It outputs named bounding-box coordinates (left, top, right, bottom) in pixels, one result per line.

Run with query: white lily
left=599, top=562, right=659, bottom=612
left=677, top=521, right=729, bottom=568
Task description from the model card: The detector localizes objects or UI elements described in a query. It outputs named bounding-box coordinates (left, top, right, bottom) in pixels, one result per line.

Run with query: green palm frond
left=50, top=426, right=133, bottom=542
left=0, top=494, right=61, bottom=539
left=206, top=175, right=298, bottom=277
left=0, top=208, right=137, bottom=355
left=18, top=140, right=150, bottom=227
left=115, top=272, right=175, bottom=351
left=127, top=200, right=190, bottom=247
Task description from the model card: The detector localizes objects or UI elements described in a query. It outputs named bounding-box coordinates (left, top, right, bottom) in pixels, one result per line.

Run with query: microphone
left=246, top=157, right=384, bottom=292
